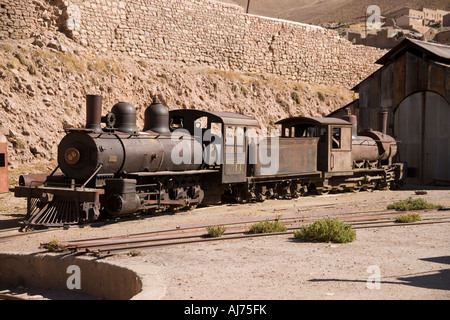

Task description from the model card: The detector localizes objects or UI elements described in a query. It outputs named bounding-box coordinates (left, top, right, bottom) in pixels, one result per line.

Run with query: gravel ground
left=0, top=185, right=449, bottom=300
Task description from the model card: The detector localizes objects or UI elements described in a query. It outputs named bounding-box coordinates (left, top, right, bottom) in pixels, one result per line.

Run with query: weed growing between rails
left=206, top=225, right=227, bottom=237
left=248, top=215, right=287, bottom=234
left=395, top=213, right=422, bottom=223
left=293, top=217, right=356, bottom=243
left=387, top=198, right=443, bottom=211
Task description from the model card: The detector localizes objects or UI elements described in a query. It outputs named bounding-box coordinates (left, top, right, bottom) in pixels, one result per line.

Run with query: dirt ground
left=0, top=184, right=449, bottom=300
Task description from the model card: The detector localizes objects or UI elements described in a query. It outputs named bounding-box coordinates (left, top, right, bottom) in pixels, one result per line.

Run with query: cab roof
left=276, top=116, right=351, bottom=127
left=170, top=109, right=260, bottom=127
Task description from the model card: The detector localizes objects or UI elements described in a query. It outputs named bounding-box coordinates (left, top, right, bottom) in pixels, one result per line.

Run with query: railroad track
left=2, top=194, right=446, bottom=247
left=45, top=207, right=450, bottom=257
left=0, top=226, right=58, bottom=242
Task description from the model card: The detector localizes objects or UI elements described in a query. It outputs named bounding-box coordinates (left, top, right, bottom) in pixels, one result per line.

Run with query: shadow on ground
left=309, top=256, right=450, bottom=292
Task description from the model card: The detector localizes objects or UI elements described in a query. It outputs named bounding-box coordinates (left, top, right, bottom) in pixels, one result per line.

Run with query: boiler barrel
left=58, top=132, right=165, bottom=182
left=58, top=131, right=203, bottom=182
left=352, top=137, right=381, bottom=162
left=352, top=131, right=397, bottom=162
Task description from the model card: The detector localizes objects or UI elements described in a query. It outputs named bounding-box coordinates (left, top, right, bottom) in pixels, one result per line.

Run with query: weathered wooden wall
left=355, top=50, right=450, bottom=184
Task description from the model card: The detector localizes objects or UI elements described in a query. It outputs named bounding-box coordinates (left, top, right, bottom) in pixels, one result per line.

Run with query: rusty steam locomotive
left=14, top=95, right=405, bottom=226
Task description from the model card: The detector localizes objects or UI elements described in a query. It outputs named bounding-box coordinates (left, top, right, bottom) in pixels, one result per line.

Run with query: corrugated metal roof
left=376, top=38, right=450, bottom=65
left=409, top=39, right=450, bottom=59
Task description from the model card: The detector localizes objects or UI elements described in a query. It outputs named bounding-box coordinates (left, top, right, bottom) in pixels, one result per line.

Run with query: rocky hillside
left=0, top=32, right=356, bottom=171
left=224, top=0, right=450, bottom=25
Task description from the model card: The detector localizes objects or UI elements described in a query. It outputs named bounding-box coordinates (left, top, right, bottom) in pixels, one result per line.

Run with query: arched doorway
left=394, top=91, right=450, bottom=184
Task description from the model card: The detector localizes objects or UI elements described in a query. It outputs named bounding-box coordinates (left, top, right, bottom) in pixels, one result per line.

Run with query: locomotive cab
left=169, top=109, right=259, bottom=184
left=276, top=117, right=353, bottom=177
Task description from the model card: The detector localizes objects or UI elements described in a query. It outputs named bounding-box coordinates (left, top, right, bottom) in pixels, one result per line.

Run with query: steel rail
left=88, top=217, right=450, bottom=257
left=53, top=210, right=450, bottom=257
left=0, top=227, right=58, bottom=242
left=73, top=215, right=450, bottom=254
left=351, top=218, right=450, bottom=229
left=58, top=209, right=449, bottom=249
left=57, top=208, right=403, bottom=249
left=0, top=227, right=22, bottom=233
left=89, top=231, right=293, bottom=256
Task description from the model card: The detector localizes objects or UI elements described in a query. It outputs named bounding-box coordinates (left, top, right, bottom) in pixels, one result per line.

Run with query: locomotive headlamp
left=65, top=147, right=80, bottom=165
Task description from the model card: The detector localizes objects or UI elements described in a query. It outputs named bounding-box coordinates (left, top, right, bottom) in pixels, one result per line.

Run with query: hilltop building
left=395, top=7, right=450, bottom=34
left=344, top=7, right=450, bottom=49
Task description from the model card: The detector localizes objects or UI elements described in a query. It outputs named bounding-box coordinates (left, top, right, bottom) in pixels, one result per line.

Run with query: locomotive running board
left=14, top=186, right=104, bottom=227
left=125, top=169, right=219, bottom=176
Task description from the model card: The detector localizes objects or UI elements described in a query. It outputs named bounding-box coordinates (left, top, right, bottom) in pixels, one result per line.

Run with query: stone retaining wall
left=0, top=253, right=142, bottom=300
left=0, top=0, right=384, bottom=87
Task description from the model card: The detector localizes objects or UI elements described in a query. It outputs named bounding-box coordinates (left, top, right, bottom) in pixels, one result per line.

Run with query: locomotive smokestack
left=85, top=95, right=102, bottom=133
left=379, top=109, right=388, bottom=135
left=342, top=108, right=358, bottom=139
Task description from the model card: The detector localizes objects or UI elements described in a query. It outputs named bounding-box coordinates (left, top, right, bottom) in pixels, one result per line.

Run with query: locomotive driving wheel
left=313, top=181, right=331, bottom=195
left=348, top=186, right=361, bottom=193
left=315, top=187, right=331, bottom=195
left=363, top=182, right=376, bottom=192
left=347, top=181, right=362, bottom=193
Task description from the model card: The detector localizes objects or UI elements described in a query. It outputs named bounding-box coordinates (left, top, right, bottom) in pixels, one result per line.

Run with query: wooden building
left=331, top=39, right=450, bottom=185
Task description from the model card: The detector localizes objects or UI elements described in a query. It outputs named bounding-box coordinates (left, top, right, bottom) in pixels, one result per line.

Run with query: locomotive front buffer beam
left=14, top=185, right=104, bottom=227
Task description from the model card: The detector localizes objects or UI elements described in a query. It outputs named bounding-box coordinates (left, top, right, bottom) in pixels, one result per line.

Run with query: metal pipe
left=85, top=95, right=103, bottom=133
left=379, top=109, right=388, bottom=135
left=342, top=112, right=358, bottom=139
left=80, top=164, right=103, bottom=189
left=19, top=173, right=62, bottom=186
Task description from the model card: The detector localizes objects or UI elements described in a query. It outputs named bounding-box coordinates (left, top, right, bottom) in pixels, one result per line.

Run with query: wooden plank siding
left=349, top=39, right=450, bottom=184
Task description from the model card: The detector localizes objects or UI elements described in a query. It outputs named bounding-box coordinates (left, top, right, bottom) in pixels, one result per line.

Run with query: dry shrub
left=248, top=216, right=286, bottom=234
left=294, top=217, right=356, bottom=243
